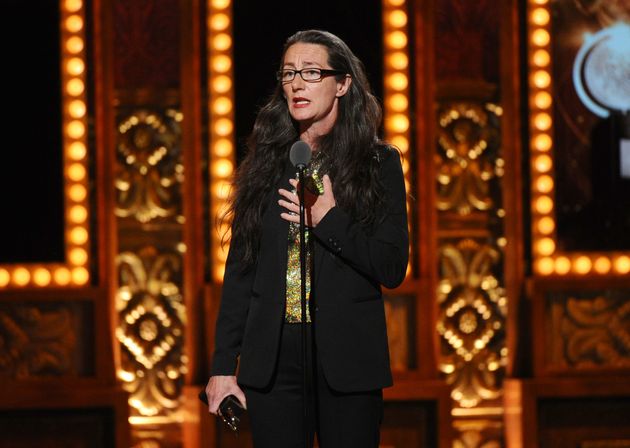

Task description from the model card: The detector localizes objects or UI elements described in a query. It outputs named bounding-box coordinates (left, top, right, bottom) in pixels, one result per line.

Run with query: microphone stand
left=297, top=163, right=309, bottom=448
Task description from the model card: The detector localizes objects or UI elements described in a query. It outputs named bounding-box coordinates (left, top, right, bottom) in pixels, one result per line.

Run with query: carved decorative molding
left=437, top=239, right=507, bottom=408
left=0, top=304, right=78, bottom=378
left=115, top=108, right=183, bottom=223
left=436, top=102, right=502, bottom=215
left=116, top=248, right=186, bottom=416
left=547, top=290, right=630, bottom=370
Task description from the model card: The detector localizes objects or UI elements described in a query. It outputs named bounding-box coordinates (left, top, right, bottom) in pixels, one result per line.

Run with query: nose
left=291, top=74, right=305, bottom=90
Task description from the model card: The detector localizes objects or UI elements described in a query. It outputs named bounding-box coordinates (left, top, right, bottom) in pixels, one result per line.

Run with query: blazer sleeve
left=312, top=147, right=409, bottom=289
left=210, top=239, right=256, bottom=376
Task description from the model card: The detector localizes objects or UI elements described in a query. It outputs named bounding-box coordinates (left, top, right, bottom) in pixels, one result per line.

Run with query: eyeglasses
left=277, top=68, right=346, bottom=83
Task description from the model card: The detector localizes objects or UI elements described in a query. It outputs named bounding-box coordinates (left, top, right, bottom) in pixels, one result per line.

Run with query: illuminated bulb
left=72, top=267, right=89, bottom=285
left=386, top=0, right=405, bottom=6
left=391, top=135, right=409, bottom=152
left=67, top=57, right=85, bottom=76
left=213, top=159, right=234, bottom=178
left=536, top=257, right=554, bottom=275
left=533, top=70, right=551, bottom=88
left=535, top=195, right=553, bottom=214
left=213, top=181, right=231, bottom=199
left=573, top=256, right=592, bottom=275
left=212, top=55, right=232, bottom=73
left=593, top=257, right=611, bottom=274
left=554, top=256, right=571, bottom=275
left=532, top=49, right=550, bottom=67
left=536, top=237, right=555, bottom=256
left=66, top=15, right=83, bottom=32
left=387, top=73, right=408, bottom=90
left=388, top=10, right=407, bottom=27
left=387, top=114, right=409, bottom=133
left=70, top=227, right=88, bottom=245
left=66, top=78, right=85, bottom=96
left=533, top=0, right=548, bottom=4
left=535, top=174, right=553, bottom=193
left=213, top=138, right=233, bottom=157
left=214, top=118, right=233, bottom=136
left=13, top=268, right=31, bottom=286
left=69, top=99, right=86, bottom=118
left=213, top=75, right=232, bottom=93
left=33, top=268, right=51, bottom=287
left=386, top=31, right=407, bottom=49
left=531, top=8, right=550, bottom=25
left=68, top=163, right=86, bottom=181
left=69, top=248, right=88, bottom=265
left=67, top=120, right=85, bottom=139
left=68, top=141, right=87, bottom=160
left=534, top=113, right=552, bottom=131
left=213, top=33, right=232, bottom=51
left=211, top=0, right=230, bottom=8
left=66, top=36, right=84, bottom=53
left=536, top=216, right=555, bottom=234
left=388, top=52, right=408, bottom=70
left=534, top=154, right=552, bottom=172
left=214, top=264, right=226, bottom=282
left=533, top=134, right=552, bottom=151
left=0, top=269, right=10, bottom=287
left=210, top=13, right=230, bottom=31
left=213, top=97, right=233, bottom=115
left=65, top=0, right=82, bottom=12
left=70, top=205, right=88, bottom=223
left=613, top=256, right=630, bottom=274
left=532, top=29, right=550, bottom=46
left=388, top=93, right=408, bottom=112
left=54, top=267, right=71, bottom=285
left=69, top=184, right=87, bottom=202
left=534, top=91, right=552, bottom=109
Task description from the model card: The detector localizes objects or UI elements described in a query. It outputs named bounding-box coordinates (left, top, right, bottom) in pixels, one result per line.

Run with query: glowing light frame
left=207, top=0, right=235, bottom=283
left=0, top=0, right=91, bottom=289
left=527, top=0, right=630, bottom=277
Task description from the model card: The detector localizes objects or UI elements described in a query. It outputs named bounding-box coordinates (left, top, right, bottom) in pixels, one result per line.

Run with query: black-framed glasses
left=277, top=68, right=346, bottom=83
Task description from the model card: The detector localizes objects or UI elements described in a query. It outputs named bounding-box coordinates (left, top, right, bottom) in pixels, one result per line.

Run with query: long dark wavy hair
left=224, top=29, right=388, bottom=266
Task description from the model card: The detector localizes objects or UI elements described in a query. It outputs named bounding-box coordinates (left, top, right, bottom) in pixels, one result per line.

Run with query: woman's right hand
left=203, top=375, right=247, bottom=415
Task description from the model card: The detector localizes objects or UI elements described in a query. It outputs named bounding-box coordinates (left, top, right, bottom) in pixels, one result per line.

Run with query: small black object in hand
left=198, top=391, right=244, bottom=433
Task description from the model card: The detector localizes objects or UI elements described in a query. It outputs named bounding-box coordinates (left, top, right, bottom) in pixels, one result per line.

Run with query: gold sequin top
left=285, top=153, right=325, bottom=323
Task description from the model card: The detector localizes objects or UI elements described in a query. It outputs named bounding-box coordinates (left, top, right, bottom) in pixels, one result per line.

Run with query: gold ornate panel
left=545, top=289, right=630, bottom=372
left=436, top=101, right=507, bottom=409
left=526, top=0, right=630, bottom=277
left=0, top=0, right=92, bottom=289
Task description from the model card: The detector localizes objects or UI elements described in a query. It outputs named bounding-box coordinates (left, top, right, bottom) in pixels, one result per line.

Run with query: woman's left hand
left=279, top=175, right=336, bottom=227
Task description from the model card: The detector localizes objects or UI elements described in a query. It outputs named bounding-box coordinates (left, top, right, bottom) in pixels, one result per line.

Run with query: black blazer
left=210, top=146, right=409, bottom=393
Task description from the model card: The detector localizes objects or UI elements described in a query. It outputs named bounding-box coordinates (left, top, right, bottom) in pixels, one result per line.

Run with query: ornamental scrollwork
left=437, top=239, right=507, bottom=408
left=0, top=304, right=76, bottom=378
left=116, top=248, right=187, bottom=416
left=115, top=108, right=183, bottom=223
left=436, top=103, right=502, bottom=215
left=549, top=291, right=630, bottom=369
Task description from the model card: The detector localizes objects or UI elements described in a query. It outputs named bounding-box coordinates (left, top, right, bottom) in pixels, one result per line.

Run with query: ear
left=336, top=75, right=352, bottom=98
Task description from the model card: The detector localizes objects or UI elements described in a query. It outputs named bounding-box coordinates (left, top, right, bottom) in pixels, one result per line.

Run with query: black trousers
left=243, top=323, right=383, bottom=448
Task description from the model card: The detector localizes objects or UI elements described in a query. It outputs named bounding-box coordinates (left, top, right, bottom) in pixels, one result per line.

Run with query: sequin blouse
left=284, top=153, right=325, bottom=323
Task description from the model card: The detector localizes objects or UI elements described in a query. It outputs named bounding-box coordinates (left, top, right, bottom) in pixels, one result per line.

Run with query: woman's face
left=281, top=43, right=351, bottom=133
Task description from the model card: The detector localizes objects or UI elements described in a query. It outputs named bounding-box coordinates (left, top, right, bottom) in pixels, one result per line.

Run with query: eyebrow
left=282, top=61, right=324, bottom=69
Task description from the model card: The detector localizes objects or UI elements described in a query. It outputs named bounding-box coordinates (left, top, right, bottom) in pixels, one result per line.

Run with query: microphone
left=289, top=140, right=312, bottom=169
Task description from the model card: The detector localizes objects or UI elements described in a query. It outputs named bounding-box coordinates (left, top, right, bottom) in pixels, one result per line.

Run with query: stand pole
left=298, top=166, right=309, bottom=448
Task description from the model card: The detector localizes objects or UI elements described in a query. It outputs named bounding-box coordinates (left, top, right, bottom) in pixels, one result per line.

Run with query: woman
left=204, top=29, right=409, bottom=447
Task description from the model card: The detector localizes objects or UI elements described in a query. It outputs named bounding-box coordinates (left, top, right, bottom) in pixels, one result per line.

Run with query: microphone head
left=289, top=140, right=312, bottom=168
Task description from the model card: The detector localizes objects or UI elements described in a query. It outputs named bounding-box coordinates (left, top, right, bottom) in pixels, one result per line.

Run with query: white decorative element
left=573, top=22, right=630, bottom=118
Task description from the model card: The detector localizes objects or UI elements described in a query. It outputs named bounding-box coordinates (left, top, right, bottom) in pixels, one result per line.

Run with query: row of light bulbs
left=208, top=0, right=235, bottom=282
left=0, top=0, right=90, bottom=288
left=383, top=0, right=412, bottom=278
left=528, top=0, right=630, bottom=276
